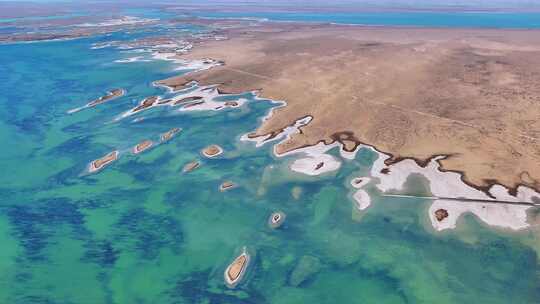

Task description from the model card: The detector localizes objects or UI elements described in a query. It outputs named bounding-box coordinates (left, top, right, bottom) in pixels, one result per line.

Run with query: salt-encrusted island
left=157, top=20, right=540, bottom=197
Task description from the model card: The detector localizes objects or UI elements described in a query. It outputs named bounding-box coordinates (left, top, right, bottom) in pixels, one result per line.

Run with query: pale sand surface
left=219, top=181, right=236, bottom=192
left=351, top=177, right=372, bottom=211
left=160, top=127, right=182, bottom=143
left=151, top=52, right=223, bottom=72
left=240, top=116, right=311, bottom=148
left=132, top=140, right=153, bottom=154
left=118, top=84, right=246, bottom=120
left=273, top=141, right=344, bottom=176
left=158, top=21, right=540, bottom=193
left=182, top=161, right=200, bottom=173
left=368, top=146, right=535, bottom=231
left=88, top=150, right=119, bottom=173
left=353, top=189, right=371, bottom=211
left=290, top=153, right=341, bottom=176
left=68, top=88, right=125, bottom=114
left=351, top=177, right=371, bottom=189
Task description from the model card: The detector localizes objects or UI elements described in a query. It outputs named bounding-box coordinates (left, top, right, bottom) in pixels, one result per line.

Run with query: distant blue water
left=0, top=13, right=87, bottom=23
left=192, top=11, right=540, bottom=28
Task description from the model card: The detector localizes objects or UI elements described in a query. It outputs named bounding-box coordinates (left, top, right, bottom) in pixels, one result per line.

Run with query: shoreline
left=367, top=144, right=538, bottom=231
left=155, top=18, right=540, bottom=193
left=290, top=139, right=538, bottom=231
left=170, top=74, right=540, bottom=199
left=237, top=100, right=539, bottom=231
left=116, top=82, right=248, bottom=120
left=146, top=19, right=540, bottom=231
left=158, top=70, right=540, bottom=199
left=237, top=104, right=539, bottom=196
left=58, top=13, right=539, bottom=233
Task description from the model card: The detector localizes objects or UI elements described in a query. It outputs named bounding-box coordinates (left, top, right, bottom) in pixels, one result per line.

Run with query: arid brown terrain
left=158, top=21, right=540, bottom=192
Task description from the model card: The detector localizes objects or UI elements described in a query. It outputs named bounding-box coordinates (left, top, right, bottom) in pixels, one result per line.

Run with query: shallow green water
left=0, top=24, right=539, bottom=304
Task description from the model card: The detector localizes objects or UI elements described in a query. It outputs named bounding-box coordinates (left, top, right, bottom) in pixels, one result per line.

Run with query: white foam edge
left=115, top=84, right=248, bottom=120
left=150, top=52, right=223, bottom=72
left=114, top=56, right=150, bottom=63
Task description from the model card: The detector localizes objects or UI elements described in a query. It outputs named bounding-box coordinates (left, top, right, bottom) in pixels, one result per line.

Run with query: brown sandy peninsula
left=158, top=20, right=540, bottom=192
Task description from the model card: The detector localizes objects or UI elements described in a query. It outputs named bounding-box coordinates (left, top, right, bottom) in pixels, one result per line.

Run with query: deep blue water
left=0, top=13, right=88, bottom=23
left=192, top=11, right=540, bottom=28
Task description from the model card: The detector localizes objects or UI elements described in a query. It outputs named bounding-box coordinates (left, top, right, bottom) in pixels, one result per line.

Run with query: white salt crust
left=116, top=85, right=248, bottom=120
left=366, top=147, right=537, bottom=231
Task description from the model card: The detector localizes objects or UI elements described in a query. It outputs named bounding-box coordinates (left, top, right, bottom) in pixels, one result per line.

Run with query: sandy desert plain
left=158, top=19, right=540, bottom=196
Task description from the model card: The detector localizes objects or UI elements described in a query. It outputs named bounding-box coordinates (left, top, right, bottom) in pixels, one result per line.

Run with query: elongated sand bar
left=132, top=96, right=159, bottom=113
left=88, top=150, right=119, bottom=173
left=224, top=248, right=250, bottom=288
left=182, top=161, right=200, bottom=173
left=87, top=89, right=125, bottom=107
left=351, top=177, right=371, bottom=189
left=219, top=181, right=236, bottom=192
left=289, top=154, right=341, bottom=176
left=68, top=88, right=125, bottom=113
left=132, top=140, right=153, bottom=154
left=160, top=127, right=181, bottom=142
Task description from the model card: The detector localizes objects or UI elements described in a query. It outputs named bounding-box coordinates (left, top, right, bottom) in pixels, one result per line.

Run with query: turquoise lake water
left=0, top=8, right=539, bottom=304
